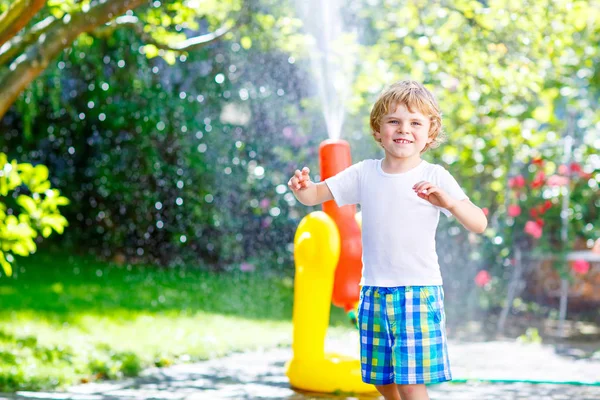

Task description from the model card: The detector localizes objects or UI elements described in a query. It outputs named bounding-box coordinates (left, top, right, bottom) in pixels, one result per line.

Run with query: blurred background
left=0, top=0, right=599, bottom=393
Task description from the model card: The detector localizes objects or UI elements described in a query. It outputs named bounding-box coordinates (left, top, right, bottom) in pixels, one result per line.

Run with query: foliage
left=0, top=0, right=599, bottom=299
left=1, top=0, right=306, bottom=269
left=0, top=153, right=69, bottom=276
left=337, top=0, right=600, bottom=285
left=495, top=156, right=598, bottom=275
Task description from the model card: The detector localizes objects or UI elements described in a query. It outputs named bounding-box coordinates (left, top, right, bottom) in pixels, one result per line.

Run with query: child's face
left=375, top=103, right=433, bottom=161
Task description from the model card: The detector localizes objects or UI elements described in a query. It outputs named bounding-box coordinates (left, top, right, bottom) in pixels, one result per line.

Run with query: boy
left=287, top=80, right=487, bottom=400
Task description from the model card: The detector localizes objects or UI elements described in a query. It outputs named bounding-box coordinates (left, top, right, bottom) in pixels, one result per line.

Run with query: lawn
left=0, top=250, right=351, bottom=392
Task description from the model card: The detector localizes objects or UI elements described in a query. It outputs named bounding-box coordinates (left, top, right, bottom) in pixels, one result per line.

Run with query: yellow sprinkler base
left=286, top=353, right=377, bottom=394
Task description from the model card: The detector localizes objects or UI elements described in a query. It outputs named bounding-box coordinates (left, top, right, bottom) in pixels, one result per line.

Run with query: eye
left=389, top=120, right=399, bottom=124
left=412, top=122, right=422, bottom=126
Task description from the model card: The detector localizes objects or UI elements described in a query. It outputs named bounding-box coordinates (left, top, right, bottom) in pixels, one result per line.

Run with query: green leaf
left=0, top=252, right=11, bottom=277
left=240, top=36, right=252, bottom=49
left=16, top=195, right=37, bottom=215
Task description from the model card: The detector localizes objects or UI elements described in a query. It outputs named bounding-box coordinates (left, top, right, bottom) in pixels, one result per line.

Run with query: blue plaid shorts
left=357, top=285, right=452, bottom=385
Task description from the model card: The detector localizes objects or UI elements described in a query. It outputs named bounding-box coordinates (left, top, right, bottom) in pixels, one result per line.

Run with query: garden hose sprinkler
left=319, top=139, right=364, bottom=320
left=285, top=139, right=373, bottom=394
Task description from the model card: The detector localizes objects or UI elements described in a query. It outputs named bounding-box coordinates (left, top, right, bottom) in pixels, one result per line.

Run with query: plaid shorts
left=357, top=285, right=452, bottom=385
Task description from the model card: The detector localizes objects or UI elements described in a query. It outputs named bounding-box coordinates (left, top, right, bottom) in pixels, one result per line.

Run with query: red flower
left=532, top=157, right=544, bottom=167
left=569, top=162, right=582, bottom=173
left=474, top=270, right=491, bottom=287
left=508, top=204, right=521, bottom=217
left=508, top=175, right=526, bottom=189
left=482, top=207, right=489, bottom=216
left=524, top=220, right=543, bottom=239
left=544, top=200, right=552, bottom=211
left=531, top=172, right=545, bottom=188
left=572, top=259, right=590, bottom=274
left=535, top=218, right=545, bottom=227
left=530, top=209, right=538, bottom=218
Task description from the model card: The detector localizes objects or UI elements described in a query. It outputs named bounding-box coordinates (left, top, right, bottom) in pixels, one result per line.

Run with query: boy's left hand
left=413, top=181, right=456, bottom=210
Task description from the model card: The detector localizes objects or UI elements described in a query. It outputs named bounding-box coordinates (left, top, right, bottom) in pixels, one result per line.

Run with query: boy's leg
left=375, top=383, right=402, bottom=400
left=397, top=383, right=429, bottom=400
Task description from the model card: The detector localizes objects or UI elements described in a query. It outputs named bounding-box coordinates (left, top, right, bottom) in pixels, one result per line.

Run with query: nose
left=396, top=121, right=411, bottom=133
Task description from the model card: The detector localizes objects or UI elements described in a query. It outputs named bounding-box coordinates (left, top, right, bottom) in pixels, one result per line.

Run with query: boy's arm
left=288, top=167, right=334, bottom=206
left=447, top=199, right=488, bottom=234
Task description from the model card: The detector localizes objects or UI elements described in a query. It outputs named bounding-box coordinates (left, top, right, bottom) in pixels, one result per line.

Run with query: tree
left=0, top=0, right=248, bottom=120
left=0, top=152, right=69, bottom=276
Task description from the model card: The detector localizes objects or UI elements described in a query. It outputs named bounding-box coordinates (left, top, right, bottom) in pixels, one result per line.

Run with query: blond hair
left=369, top=80, right=445, bottom=151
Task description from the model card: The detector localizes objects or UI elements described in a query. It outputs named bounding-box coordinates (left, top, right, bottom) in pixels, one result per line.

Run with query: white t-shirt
left=325, top=159, right=468, bottom=287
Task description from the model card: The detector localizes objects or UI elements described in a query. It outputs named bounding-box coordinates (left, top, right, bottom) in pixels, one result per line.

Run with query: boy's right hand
left=288, top=167, right=312, bottom=191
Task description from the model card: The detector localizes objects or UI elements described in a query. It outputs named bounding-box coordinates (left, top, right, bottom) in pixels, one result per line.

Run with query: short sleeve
left=437, top=167, right=469, bottom=217
left=324, top=161, right=363, bottom=207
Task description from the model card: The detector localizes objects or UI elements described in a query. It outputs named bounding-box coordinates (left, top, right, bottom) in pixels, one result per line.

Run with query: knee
left=375, top=384, right=401, bottom=400
left=397, top=384, right=429, bottom=400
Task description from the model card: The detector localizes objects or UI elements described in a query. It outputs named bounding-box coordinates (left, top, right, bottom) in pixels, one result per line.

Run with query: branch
left=0, top=0, right=146, bottom=120
left=0, top=16, right=54, bottom=66
left=92, top=13, right=238, bottom=52
left=0, top=0, right=46, bottom=48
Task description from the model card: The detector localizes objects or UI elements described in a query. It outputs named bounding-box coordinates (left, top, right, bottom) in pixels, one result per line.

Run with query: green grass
left=0, top=251, right=352, bottom=392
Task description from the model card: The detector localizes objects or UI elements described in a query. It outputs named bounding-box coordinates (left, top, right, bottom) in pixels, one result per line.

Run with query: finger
left=295, top=169, right=302, bottom=178
left=288, top=179, right=300, bottom=191
left=414, top=182, right=432, bottom=193
left=290, top=177, right=300, bottom=189
left=412, top=181, right=426, bottom=190
left=302, top=167, right=310, bottom=175
left=413, top=181, right=430, bottom=192
left=418, top=183, right=435, bottom=194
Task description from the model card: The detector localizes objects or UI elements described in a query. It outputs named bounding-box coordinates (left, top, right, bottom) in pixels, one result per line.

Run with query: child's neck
left=381, top=155, right=423, bottom=174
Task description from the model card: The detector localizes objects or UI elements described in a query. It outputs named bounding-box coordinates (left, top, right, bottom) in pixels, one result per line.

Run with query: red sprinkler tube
left=319, top=139, right=363, bottom=312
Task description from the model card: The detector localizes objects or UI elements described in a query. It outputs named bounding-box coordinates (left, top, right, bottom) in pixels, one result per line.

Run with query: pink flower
left=558, top=164, right=569, bottom=175
left=524, top=220, right=543, bottom=239
left=572, top=259, right=590, bottom=274
left=482, top=207, right=489, bottom=216
left=240, top=262, right=256, bottom=272
left=547, top=175, right=570, bottom=187
left=475, top=270, right=491, bottom=287
left=259, top=198, right=270, bottom=209
left=508, top=175, right=526, bottom=189
left=282, top=126, right=294, bottom=139
left=508, top=204, right=521, bottom=217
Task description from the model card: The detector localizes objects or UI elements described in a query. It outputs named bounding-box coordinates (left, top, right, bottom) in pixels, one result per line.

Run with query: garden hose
left=450, top=378, right=600, bottom=386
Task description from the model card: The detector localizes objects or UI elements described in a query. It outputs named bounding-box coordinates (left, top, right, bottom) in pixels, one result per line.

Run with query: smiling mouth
left=393, top=138, right=413, bottom=144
